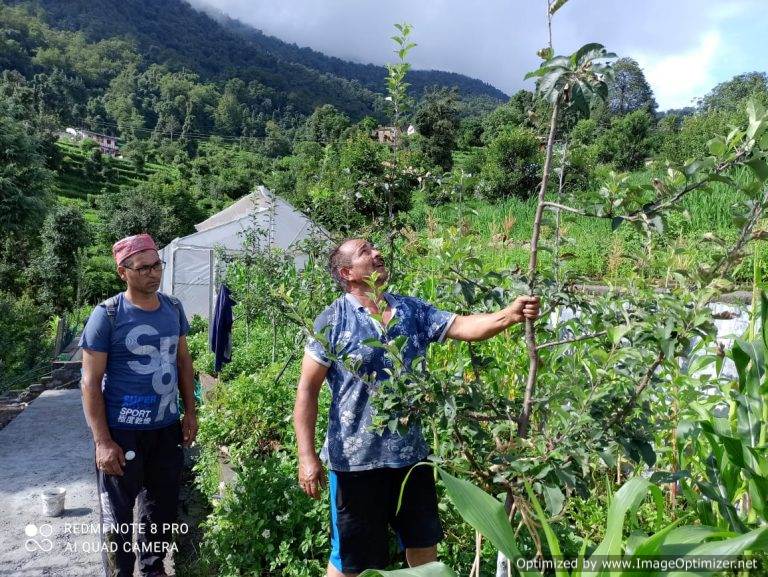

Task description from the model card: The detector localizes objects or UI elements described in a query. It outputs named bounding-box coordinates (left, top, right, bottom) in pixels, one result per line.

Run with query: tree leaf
left=608, top=324, right=631, bottom=345
left=706, top=137, right=726, bottom=156
left=746, top=158, right=768, bottom=181
left=542, top=483, right=565, bottom=516
left=573, top=42, right=607, bottom=66
left=548, top=0, right=569, bottom=14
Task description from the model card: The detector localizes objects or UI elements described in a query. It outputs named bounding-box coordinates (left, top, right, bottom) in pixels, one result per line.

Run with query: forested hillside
left=10, top=0, right=506, bottom=120
left=215, top=11, right=508, bottom=102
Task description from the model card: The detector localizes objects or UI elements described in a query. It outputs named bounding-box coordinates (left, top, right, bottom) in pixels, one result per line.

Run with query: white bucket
left=41, top=487, right=66, bottom=517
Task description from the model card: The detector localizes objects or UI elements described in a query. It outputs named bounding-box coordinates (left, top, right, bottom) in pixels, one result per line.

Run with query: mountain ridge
left=204, top=7, right=508, bottom=102
left=13, top=0, right=506, bottom=121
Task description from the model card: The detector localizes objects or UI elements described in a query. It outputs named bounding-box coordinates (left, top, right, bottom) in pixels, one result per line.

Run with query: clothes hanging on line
left=210, top=284, right=236, bottom=372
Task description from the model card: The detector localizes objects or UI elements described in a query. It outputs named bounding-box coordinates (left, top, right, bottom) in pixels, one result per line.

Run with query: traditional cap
left=112, top=234, right=158, bottom=265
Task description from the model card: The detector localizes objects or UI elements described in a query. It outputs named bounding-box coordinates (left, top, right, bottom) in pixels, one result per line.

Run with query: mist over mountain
left=13, top=0, right=506, bottom=120
left=199, top=5, right=509, bottom=102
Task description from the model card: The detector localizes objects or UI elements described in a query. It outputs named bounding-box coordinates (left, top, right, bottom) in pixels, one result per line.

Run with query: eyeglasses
left=124, top=260, right=165, bottom=276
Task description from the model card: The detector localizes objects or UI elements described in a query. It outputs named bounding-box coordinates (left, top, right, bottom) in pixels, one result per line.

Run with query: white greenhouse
left=158, top=186, right=327, bottom=321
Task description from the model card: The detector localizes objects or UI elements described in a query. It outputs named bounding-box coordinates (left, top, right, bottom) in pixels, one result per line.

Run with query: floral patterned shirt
left=305, top=292, right=456, bottom=471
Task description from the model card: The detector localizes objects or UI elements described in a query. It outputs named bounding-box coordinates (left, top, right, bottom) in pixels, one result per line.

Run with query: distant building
left=64, top=128, right=120, bottom=156
left=371, top=125, right=417, bottom=146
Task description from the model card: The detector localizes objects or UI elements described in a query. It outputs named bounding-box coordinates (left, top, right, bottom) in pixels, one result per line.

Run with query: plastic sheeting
left=158, top=187, right=326, bottom=321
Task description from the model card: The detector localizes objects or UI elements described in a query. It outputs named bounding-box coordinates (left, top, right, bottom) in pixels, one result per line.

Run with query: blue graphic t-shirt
left=79, top=292, right=190, bottom=430
left=305, top=292, right=456, bottom=471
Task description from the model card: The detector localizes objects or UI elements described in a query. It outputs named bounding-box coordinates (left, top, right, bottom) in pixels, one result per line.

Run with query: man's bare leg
left=327, top=561, right=358, bottom=577
left=406, top=545, right=438, bottom=567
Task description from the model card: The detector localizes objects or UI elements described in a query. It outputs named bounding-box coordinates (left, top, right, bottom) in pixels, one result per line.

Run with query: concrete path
left=0, top=390, right=175, bottom=576
left=0, top=389, right=101, bottom=576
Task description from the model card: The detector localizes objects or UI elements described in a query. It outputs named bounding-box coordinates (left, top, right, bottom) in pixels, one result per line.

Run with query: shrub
left=594, top=109, right=656, bottom=170
left=76, top=253, right=123, bottom=304
left=478, top=127, right=542, bottom=200
left=0, top=292, right=54, bottom=387
left=569, top=117, right=600, bottom=146
left=194, top=363, right=332, bottom=576
left=561, top=143, right=601, bottom=195
left=659, top=109, right=732, bottom=164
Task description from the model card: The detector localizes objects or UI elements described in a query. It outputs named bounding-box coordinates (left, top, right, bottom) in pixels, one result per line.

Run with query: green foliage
left=431, top=469, right=768, bottom=577
left=0, top=292, right=54, bottom=389
left=0, top=97, right=52, bottom=235
left=569, top=117, right=599, bottom=146
left=299, top=104, right=352, bottom=146
left=595, top=110, right=657, bottom=170
left=122, top=138, right=149, bottom=172
left=188, top=141, right=271, bottom=210
left=480, top=89, right=535, bottom=144
left=185, top=97, right=768, bottom=577
left=608, top=57, right=657, bottom=116
left=659, top=110, right=734, bottom=164
left=413, top=87, right=461, bottom=171
left=676, top=291, right=768, bottom=531
left=423, top=168, right=477, bottom=208
left=200, top=450, right=329, bottom=577
left=478, top=127, right=542, bottom=200
left=386, top=23, right=416, bottom=127
left=194, top=362, right=331, bottom=576
left=96, top=172, right=203, bottom=245
left=525, top=43, right=616, bottom=115
left=699, top=72, right=768, bottom=114
left=273, top=125, right=418, bottom=233
left=29, top=205, right=92, bottom=311
left=456, top=116, right=483, bottom=150
left=76, top=253, right=123, bottom=305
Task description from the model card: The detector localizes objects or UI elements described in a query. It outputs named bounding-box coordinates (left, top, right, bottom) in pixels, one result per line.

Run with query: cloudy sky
left=194, top=0, right=766, bottom=110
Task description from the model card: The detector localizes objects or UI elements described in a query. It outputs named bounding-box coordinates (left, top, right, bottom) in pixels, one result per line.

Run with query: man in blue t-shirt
left=294, top=238, right=540, bottom=576
left=80, top=233, right=197, bottom=577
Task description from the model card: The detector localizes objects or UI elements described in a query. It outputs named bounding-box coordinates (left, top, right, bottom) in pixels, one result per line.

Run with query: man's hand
left=182, top=411, right=198, bottom=447
left=96, top=439, right=126, bottom=476
left=510, top=295, right=540, bottom=323
left=298, top=453, right=326, bottom=499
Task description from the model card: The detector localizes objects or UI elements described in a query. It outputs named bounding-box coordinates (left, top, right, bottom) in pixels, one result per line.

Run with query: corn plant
left=360, top=470, right=768, bottom=577
left=677, top=291, right=768, bottom=531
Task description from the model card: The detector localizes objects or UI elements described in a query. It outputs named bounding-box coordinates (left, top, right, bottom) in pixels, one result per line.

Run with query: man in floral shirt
left=294, top=238, right=539, bottom=576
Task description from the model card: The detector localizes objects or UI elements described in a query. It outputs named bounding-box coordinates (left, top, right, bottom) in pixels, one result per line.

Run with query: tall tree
left=481, top=89, right=535, bottom=143
left=699, top=72, right=768, bottom=113
left=299, top=104, right=351, bottom=146
left=609, top=57, right=657, bottom=116
left=412, top=86, right=460, bottom=170
left=0, top=99, right=52, bottom=237
left=30, top=206, right=92, bottom=311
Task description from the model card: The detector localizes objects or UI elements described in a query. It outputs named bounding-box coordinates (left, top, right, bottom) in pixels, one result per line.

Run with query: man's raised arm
left=446, top=295, right=540, bottom=342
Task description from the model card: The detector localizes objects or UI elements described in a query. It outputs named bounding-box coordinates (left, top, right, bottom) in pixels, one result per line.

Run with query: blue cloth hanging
left=210, top=284, right=236, bottom=372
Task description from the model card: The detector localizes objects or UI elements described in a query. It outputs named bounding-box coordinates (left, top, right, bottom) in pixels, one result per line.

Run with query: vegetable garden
left=180, top=6, right=768, bottom=577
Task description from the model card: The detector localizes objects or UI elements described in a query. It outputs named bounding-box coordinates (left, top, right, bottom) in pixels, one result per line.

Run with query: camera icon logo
left=24, top=524, right=54, bottom=552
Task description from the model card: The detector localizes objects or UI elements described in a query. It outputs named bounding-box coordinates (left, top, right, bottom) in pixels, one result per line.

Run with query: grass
left=418, top=165, right=763, bottom=286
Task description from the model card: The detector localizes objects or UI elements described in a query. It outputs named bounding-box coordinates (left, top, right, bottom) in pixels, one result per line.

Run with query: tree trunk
left=518, top=102, right=560, bottom=439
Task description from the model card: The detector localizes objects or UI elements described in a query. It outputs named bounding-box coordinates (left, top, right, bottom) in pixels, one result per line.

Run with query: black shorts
left=328, top=463, right=443, bottom=573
